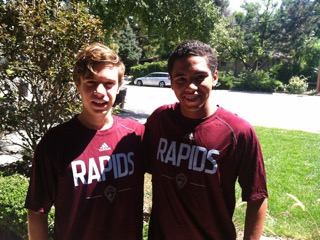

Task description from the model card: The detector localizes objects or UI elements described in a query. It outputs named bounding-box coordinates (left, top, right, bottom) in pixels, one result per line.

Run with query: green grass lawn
left=1, top=127, right=319, bottom=239
left=144, top=127, right=320, bottom=239
left=233, top=127, right=320, bottom=239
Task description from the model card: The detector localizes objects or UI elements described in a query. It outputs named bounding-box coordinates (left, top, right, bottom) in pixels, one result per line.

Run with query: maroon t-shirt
left=146, top=104, right=268, bottom=240
left=25, top=116, right=145, bottom=240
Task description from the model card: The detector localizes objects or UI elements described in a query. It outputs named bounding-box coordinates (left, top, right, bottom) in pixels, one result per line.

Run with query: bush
left=270, top=62, right=301, bottom=84
left=216, top=71, right=237, bottom=90
left=0, top=173, right=54, bottom=239
left=130, top=61, right=167, bottom=80
left=284, top=76, right=309, bottom=94
left=0, top=0, right=105, bottom=172
left=0, top=174, right=28, bottom=238
left=236, top=70, right=282, bottom=93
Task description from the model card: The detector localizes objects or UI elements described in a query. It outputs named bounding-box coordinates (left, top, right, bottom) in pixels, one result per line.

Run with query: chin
left=93, top=108, right=111, bottom=114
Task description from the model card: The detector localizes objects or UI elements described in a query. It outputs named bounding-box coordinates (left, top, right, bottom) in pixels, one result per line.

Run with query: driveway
left=1, top=84, right=319, bottom=165
left=121, top=83, right=320, bottom=134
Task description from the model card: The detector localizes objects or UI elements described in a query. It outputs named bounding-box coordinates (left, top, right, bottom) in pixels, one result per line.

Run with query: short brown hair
left=73, top=42, right=125, bottom=86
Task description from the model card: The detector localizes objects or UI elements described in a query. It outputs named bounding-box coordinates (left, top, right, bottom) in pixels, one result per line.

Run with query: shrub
left=130, top=61, right=167, bottom=80
left=270, top=62, right=301, bottom=84
left=216, top=71, right=237, bottom=90
left=0, top=173, right=54, bottom=239
left=0, top=174, right=28, bottom=238
left=236, top=70, right=282, bottom=93
left=284, top=76, right=309, bottom=94
left=0, top=0, right=105, bottom=174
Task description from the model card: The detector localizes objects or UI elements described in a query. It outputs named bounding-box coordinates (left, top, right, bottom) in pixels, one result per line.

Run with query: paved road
left=121, top=83, right=320, bottom=134
left=1, top=84, right=319, bottom=165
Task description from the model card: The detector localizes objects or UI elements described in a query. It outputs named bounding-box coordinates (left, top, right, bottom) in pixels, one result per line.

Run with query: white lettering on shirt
left=156, top=138, right=219, bottom=174
left=71, top=152, right=135, bottom=187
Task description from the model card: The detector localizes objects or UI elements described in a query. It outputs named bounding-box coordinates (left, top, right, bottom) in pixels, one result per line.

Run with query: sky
left=228, top=0, right=282, bottom=12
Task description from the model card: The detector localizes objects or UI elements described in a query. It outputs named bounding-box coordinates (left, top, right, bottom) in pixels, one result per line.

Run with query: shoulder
left=34, top=117, right=81, bottom=157
left=215, top=107, right=256, bottom=137
left=113, top=115, right=145, bottom=135
left=147, top=103, right=177, bottom=123
left=154, top=103, right=177, bottom=113
left=44, top=117, right=79, bottom=138
left=38, top=117, right=80, bottom=146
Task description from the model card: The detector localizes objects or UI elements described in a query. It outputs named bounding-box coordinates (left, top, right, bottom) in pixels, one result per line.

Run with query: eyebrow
left=172, top=70, right=208, bottom=77
left=172, top=73, right=185, bottom=78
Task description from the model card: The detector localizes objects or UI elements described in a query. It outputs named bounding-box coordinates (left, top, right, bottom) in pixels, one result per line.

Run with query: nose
left=95, top=83, right=106, bottom=96
left=187, top=81, right=198, bottom=90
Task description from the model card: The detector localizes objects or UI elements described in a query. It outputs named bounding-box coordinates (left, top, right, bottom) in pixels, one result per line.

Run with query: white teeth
left=184, top=95, right=198, bottom=100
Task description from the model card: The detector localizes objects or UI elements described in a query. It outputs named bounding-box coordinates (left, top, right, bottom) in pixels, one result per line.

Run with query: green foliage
left=270, top=62, right=301, bottom=84
left=271, top=41, right=320, bottom=84
left=0, top=0, right=105, bottom=169
left=143, top=224, right=148, bottom=240
left=212, top=0, right=320, bottom=78
left=115, top=22, right=142, bottom=68
left=272, top=0, right=320, bottom=55
left=236, top=70, right=282, bottom=92
left=0, top=173, right=55, bottom=239
left=299, top=41, right=320, bottom=83
left=141, top=0, right=220, bottom=54
left=211, top=1, right=275, bottom=72
left=84, top=0, right=140, bottom=39
left=0, top=174, right=28, bottom=239
left=85, top=0, right=221, bottom=56
left=284, top=76, right=309, bottom=94
left=130, top=61, right=167, bottom=80
left=83, top=0, right=319, bottom=80
left=216, top=70, right=237, bottom=90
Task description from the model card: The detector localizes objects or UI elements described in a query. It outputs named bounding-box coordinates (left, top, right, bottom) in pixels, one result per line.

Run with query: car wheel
left=159, top=81, right=165, bottom=87
left=137, top=80, right=143, bottom=86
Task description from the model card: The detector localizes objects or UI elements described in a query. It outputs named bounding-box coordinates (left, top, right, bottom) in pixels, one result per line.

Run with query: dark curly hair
left=167, top=40, right=218, bottom=77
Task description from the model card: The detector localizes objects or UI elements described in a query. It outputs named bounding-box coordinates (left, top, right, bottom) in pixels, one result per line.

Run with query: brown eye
left=86, top=80, right=96, bottom=86
left=104, top=82, right=113, bottom=88
left=195, top=75, right=206, bottom=82
left=175, top=77, right=186, bottom=83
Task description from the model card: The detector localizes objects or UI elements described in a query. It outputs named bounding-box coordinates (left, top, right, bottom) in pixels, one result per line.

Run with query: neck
left=77, top=113, right=114, bottom=130
left=180, top=99, right=218, bottom=120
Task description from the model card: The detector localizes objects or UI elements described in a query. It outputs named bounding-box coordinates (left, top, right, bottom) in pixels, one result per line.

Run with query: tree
left=114, top=22, right=142, bottom=68
left=212, top=0, right=280, bottom=72
left=270, top=0, right=320, bottom=82
left=211, top=0, right=320, bottom=79
left=82, top=0, right=138, bottom=39
left=270, top=0, right=320, bottom=55
left=138, top=0, right=221, bottom=55
left=0, top=0, right=105, bottom=166
left=82, top=0, right=222, bottom=57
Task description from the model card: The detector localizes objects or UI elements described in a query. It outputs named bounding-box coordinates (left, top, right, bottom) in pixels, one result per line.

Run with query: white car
left=134, top=72, right=170, bottom=87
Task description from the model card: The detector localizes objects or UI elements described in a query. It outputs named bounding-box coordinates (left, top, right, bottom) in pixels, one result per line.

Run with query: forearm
left=27, top=209, right=49, bottom=240
left=243, top=198, right=267, bottom=240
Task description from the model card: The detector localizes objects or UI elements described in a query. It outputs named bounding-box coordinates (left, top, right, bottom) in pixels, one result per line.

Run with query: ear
left=212, top=70, right=218, bottom=87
